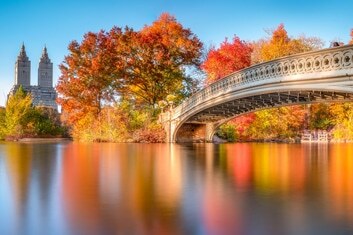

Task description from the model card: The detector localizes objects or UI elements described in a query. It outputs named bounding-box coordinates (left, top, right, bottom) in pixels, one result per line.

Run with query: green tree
left=0, top=87, right=67, bottom=140
left=0, top=87, right=33, bottom=139
left=216, top=123, right=237, bottom=142
left=29, top=107, right=67, bottom=137
left=308, top=104, right=333, bottom=130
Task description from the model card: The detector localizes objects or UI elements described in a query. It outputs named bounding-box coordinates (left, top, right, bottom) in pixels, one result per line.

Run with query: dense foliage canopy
left=57, top=13, right=203, bottom=127
left=0, top=87, right=65, bottom=140
left=201, top=36, right=252, bottom=84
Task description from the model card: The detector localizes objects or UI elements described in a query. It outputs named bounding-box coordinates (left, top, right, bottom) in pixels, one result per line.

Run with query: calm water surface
left=0, top=142, right=353, bottom=235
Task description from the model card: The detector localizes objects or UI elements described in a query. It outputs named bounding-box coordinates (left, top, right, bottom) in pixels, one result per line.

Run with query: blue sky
left=0, top=0, right=352, bottom=106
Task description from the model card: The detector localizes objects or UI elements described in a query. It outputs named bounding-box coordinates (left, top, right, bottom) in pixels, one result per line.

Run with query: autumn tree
left=120, top=13, right=203, bottom=106
left=251, top=39, right=267, bottom=65
left=56, top=13, right=202, bottom=141
left=350, top=29, right=353, bottom=44
left=308, top=104, right=334, bottom=130
left=259, top=24, right=324, bottom=62
left=0, top=87, right=32, bottom=139
left=246, top=106, right=306, bottom=140
left=216, top=123, right=237, bottom=142
left=330, top=103, right=353, bottom=140
left=202, top=36, right=252, bottom=84
left=228, top=113, right=256, bottom=140
left=260, top=24, right=291, bottom=61
left=0, top=87, right=66, bottom=140
left=0, top=107, right=5, bottom=139
left=57, top=29, right=124, bottom=124
left=57, top=13, right=202, bottom=123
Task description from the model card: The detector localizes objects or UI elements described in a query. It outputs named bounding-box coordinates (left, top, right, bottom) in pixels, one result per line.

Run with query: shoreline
left=17, top=137, right=72, bottom=143
left=1, top=137, right=353, bottom=144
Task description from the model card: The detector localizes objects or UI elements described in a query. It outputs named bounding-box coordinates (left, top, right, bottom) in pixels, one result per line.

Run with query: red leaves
left=202, top=36, right=252, bottom=84
left=57, top=29, right=122, bottom=125
left=230, top=113, right=256, bottom=139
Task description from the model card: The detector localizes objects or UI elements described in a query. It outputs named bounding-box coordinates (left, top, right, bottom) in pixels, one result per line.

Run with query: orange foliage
left=260, top=24, right=291, bottom=61
left=260, top=24, right=323, bottom=62
left=202, top=36, right=252, bottom=84
left=132, top=124, right=166, bottom=143
left=57, top=13, right=203, bottom=127
left=57, top=31, right=121, bottom=124
left=350, top=29, right=353, bottom=44
left=125, top=13, right=203, bottom=105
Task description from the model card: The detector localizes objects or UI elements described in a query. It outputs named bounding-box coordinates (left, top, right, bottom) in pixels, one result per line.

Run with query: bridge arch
left=160, top=45, right=353, bottom=142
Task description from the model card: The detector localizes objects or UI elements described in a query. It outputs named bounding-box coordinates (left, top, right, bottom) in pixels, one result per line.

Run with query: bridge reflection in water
left=161, top=45, right=353, bottom=142
left=0, top=142, right=353, bottom=234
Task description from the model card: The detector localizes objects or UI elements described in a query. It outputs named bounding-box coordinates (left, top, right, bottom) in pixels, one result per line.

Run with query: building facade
left=9, top=44, right=57, bottom=110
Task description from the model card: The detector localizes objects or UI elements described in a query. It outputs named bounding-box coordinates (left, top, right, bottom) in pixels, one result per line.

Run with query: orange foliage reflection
left=61, top=143, right=184, bottom=235
left=4, top=142, right=353, bottom=234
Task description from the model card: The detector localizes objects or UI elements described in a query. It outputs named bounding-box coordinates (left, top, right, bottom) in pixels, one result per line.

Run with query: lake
left=0, top=142, right=353, bottom=235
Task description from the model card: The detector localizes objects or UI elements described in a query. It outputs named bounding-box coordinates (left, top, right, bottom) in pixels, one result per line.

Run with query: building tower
left=14, top=44, right=31, bottom=86
left=9, top=44, right=58, bottom=110
left=38, top=46, right=53, bottom=87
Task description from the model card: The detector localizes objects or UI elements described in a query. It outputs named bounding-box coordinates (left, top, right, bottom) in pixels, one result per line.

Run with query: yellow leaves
left=4, top=87, right=33, bottom=137
left=259, top=24, right=324, bottom=62
left=244, top=106, right=306, bottom=140
left=71, top=108, right=129, bottom=142
left=331, top=103, right=353, bottom=140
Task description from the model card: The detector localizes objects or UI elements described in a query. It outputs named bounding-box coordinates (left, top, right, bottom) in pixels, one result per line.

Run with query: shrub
left=133, top=123, right=166, bottom=143
left=216, top=123, right=237, bottom=142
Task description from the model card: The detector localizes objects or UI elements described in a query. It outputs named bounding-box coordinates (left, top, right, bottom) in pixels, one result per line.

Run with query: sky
left=0, top=0, right=352, bottom=106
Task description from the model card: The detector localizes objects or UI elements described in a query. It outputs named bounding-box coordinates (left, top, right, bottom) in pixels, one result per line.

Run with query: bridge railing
left=171, top=45, right=353, bottom=119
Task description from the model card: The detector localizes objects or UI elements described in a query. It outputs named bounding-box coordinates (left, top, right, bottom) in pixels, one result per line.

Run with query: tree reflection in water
left=0, top=142, right=352, bottom=234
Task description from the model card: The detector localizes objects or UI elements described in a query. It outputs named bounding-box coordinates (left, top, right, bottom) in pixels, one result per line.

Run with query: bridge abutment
left=205, top=123, right=217, bottom=142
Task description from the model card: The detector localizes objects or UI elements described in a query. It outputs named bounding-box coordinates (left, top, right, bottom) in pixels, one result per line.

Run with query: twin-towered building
left=9, top=44, right=57, bottom=110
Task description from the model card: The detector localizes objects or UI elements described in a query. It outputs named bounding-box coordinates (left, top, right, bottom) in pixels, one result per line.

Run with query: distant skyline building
left=14, top=44, right=31, bottom=86
left=38, top=46, right=53, bottom=87
left=9, top=44, right=57, bottom=110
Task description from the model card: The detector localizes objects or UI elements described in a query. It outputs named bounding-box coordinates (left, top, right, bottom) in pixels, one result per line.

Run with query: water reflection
left=61, top=144, right=185, bottom=235
left=1, top=143, right=61, bottom=234
left=0, top=142, right=353, bottom=234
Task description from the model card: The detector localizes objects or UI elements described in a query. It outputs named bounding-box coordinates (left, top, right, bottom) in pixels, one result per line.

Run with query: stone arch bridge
left=160, top=45, right=353, bottom=142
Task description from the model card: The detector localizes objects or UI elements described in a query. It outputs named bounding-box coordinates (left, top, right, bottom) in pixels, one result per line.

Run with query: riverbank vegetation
left=0, top=87, right=67, bottom=140
left=3, top=14, right=349, bottom=142
left=56, top=13, right=202, bottom=142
